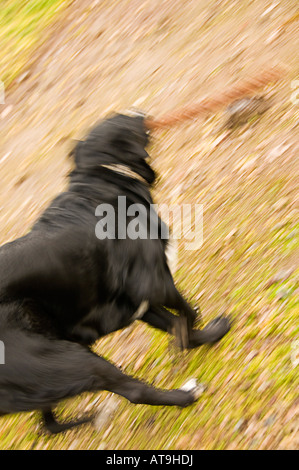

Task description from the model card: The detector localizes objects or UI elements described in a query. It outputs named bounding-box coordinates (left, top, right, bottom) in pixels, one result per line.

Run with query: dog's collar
left=100, top=164, right=147, bottom=185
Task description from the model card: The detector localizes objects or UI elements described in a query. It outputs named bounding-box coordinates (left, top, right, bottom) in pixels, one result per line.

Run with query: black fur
left=0, top=114, right=230, bottom=433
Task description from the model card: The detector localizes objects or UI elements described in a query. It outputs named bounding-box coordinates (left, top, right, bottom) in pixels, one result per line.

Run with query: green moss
left=0, top=0, right=71, bottom=86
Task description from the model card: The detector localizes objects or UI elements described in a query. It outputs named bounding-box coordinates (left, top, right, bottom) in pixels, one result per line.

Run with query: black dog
left=0, top=114, right=230, bottom=433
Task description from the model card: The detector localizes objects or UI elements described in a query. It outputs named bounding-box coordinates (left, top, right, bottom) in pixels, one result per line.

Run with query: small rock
left=93, top=395, right=120, bottom=431
left=245, top=242, right=260, bottom=253
left=257, top=380, right=272, bottom=393
left=238, top=157, right=258, bottom=172
left=291, top=340, right=299, bottom=367
left=97, top=442, right=107, bottom=450
left=265, top=267, right=295, bottom=288
left=211, top=132, right=230, bottom=149
left=272, top=198, right=289, bottom=211
left=245, top=350, right=258, bottom=362
left=0, top=152, right=11, bottom=164
left=261, top=3, right=278, bottom=18
left=266, top=28, right=283, bottom=44
left=225, top=228, right=238, bottom=241
left=266, top=143, right=291, bottom=162
left=286, top=230, right=298, bottom=240
left=87, top=396, right=101, bottom=409
left=195, top=289, right=206, bottom=301
left=1, top=105, right=13, bottom=119
left=271, top=222, right=287, bottom=231
left=276, top=287, right=292, bottom=300
left=264, top=414, right=276, bottom=427
left=16, top=71, right=30, bottom=83
left=223, top=249, right=235, bottom=261
left=234, top=418, right=247, bottom=433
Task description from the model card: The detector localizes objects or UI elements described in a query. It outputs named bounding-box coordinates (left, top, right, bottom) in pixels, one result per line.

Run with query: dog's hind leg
left=42, top=408, right=92, bottom=434
left=86, top=354, right=200, bottom=408
left=12, top=338, right=200, bottom=434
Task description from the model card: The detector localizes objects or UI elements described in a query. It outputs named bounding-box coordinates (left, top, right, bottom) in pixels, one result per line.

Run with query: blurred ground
left=0, top=0, right=298, bottom=450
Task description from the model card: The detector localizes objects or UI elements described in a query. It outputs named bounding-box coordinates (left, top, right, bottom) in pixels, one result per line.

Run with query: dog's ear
left=68, top=140, right=86, bottom=167
left=68, top=140, right=81, bottom=158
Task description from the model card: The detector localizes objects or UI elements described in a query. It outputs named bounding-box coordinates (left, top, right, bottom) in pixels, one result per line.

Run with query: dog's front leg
left=142, top=306, right=231, bottom=349
left=154, top=282, right=230, bottom=348
left=159, top=286, right=199, bottom=348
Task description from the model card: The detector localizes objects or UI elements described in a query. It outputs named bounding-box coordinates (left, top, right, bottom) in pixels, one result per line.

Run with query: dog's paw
left=203, top=315, right=231, bottom=343
left=167, top=385, right=202, bottom=407
left=180, top=379, right=206, bottom=402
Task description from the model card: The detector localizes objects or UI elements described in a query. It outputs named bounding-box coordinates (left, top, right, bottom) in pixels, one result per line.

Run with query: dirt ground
left=0, top=0, right=298, bottom=450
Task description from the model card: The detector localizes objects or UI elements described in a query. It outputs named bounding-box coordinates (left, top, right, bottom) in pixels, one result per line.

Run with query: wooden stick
left=145, top=65, right=286, bottom=131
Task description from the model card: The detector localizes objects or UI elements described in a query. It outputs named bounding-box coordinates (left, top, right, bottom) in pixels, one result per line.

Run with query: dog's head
left=71, top=114, right=156, bottom=185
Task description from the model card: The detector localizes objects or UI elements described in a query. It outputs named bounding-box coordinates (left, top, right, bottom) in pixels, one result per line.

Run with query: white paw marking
left=181, top=378, right=206, bottom=399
